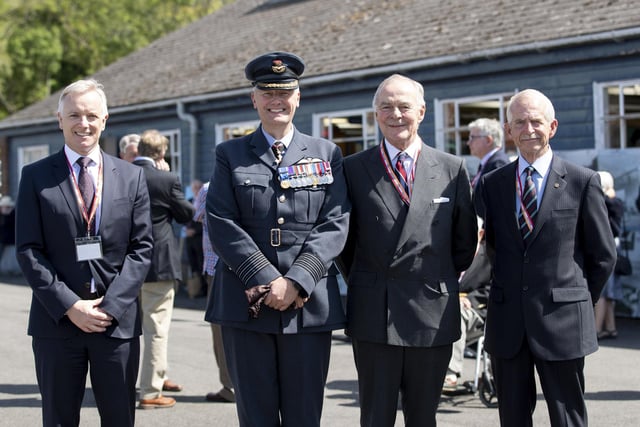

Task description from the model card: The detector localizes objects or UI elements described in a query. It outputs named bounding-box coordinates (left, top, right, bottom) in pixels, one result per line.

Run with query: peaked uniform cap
left=245, top=51, right=305, bottom=90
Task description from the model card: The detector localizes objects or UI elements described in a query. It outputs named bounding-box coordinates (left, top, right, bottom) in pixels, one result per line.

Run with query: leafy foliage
left=0, top=0, right=234, bottom=119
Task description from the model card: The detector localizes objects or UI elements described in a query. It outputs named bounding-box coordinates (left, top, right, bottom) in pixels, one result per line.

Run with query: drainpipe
left=176, top=101, right=197, bottom=184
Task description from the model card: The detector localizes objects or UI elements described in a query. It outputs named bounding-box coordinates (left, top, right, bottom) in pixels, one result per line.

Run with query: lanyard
left=66, top=154, right=103, bottom=236
left=379, top=141, right=420, bottom=206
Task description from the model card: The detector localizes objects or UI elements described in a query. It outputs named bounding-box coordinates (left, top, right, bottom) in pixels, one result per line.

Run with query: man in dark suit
left=467, top=117, right=510, bottom=219
left=133, top=129, right=194, bottom=409
left=339, top=74, right=478, bottom=427
left=481, top=89, right=616, bottom=426
left=205, top=52, right=350, bottom=426
left=15, top=79, right=153, bottom=427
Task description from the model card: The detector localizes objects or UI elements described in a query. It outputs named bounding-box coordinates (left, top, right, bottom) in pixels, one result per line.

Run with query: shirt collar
left=64, top=145, right=101, bottom=166
left=518, top=148, right=553, bottom=178
left=479, top=147, right=500, bottom=167
left=384, top=137, right=422, bottom=161
left=262, top=126, right=294, bottom=149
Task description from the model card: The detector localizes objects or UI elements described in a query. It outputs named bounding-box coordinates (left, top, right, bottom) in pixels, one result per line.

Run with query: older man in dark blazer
left=340, top=74, right=478, bottom=427
left=16, top=79, right=153, bottom=427
left=481, top=89, right=616, bottom=426
left=205, top=52, right=350, bottom=427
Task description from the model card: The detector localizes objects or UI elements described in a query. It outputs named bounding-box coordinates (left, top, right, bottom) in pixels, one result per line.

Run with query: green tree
left=0, top=0, right=234, bottom=119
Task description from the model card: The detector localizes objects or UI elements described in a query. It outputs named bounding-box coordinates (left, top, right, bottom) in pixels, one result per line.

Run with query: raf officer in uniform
left=205, top=52, right=350, bottom=427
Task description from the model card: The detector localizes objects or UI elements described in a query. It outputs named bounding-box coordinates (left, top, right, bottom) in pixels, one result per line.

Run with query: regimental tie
left=395, top=152, right=411, bottom=196
left=77, top=157, right=95, bottom=210
left=272, top=141, right=285, bottom=165
left=517, top=165, right=538, bottom=241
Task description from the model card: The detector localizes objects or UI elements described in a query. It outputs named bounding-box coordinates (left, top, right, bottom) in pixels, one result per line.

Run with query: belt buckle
left=270, top=228, right=281, bottom=247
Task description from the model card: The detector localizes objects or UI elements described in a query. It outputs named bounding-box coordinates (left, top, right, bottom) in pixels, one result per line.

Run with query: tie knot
left=77, top=157, right=92, bottom=168
left=525, top=165, right=535, bottom=177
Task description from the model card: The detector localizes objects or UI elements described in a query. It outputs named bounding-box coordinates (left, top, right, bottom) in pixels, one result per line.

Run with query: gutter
left=176, top=101, right=197, bottom=184
left=2, top=26, right=640, bottom=130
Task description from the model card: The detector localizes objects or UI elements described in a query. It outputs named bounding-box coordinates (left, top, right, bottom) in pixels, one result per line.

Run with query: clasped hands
left=66, top=297, right=113, bottom=333
left=263, top=276, right=309, bottom=311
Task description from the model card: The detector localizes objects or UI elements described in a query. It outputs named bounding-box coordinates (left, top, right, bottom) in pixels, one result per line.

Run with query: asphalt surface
left=1, top=275, right=639, bottom=426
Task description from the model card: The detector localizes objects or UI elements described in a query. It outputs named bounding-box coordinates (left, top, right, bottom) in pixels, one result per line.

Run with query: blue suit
left=16, top=149, right=153, bottom=426
left=481, top=155, right=616, bottom=426
left=206, top=126, right=350, bottom=426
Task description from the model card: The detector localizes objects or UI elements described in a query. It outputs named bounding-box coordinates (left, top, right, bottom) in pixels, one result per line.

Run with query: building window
left=594, top=80, right=640, bottom=149
left=159, top=129, right=181, bottom=176
left=434, top=92, right=515, bottom=156
left=313, top=109, right=378, bottom=156
left=18, top=145, right=49, bottom=171
left=215, top=120, right=260, bottom=144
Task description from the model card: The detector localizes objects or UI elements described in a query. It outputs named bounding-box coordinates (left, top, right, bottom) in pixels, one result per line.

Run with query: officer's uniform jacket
left=205, top=126, right=350, bottom=334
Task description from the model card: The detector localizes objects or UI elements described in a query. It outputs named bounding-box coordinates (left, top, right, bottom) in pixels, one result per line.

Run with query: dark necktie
left=77, top=157, right=95, bottom=210
left=272, top=141, right=284, bottom=164
left=395, top=152, right=410, bottom=195
left=518, top=166, right=538, bottom=240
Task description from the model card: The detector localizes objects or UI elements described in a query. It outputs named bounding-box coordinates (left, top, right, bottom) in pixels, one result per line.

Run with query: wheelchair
left=442, top=308, right=498, bottom=408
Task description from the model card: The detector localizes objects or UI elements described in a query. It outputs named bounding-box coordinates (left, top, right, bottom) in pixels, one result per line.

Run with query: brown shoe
left=162, top=379, right=183, bottom=392
left=139, top=395, right=176, bottom=409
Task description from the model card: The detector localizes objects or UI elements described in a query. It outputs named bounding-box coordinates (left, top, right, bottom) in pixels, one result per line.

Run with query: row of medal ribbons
left=277, top=160, right=334, bottom=189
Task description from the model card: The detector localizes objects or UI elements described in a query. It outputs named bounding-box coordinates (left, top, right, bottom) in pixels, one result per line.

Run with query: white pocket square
left=433, top=197, right=450, bottom=203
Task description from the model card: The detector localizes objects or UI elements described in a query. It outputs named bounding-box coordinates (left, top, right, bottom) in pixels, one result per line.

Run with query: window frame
left=215, top=120, right=261, bottom=145
left=593, top=79, right=640, bottom=150
left=434, top=91, right=515, bottom=157
left=312, top=108, right=379, bottom=156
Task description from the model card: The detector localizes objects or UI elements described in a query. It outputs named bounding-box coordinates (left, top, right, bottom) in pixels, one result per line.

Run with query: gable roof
left=2, top=0, right=640, bottom=128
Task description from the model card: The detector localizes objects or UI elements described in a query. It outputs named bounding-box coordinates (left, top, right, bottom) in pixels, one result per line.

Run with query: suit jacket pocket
left=232, top=171, right=271, bottom=219
left=551, top=287, right=589, bottom=302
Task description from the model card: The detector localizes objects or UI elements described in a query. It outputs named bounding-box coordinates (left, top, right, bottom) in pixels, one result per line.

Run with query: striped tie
left=518, top=166, right=538, bottom=240
left=395, top=152, right=410, bottom=195
left=272, top=141, right=284, bottom=164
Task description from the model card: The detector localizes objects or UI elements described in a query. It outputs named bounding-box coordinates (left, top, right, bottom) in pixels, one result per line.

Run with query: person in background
left=467, top=118, right=510, bottom=220
left=339, top=74, right=477, bottom=427
left=205, top=51, right=350, bottom=427
left=594, top=170, right=624, bottom=340
left=133, top=129, right=195, bottom=409
left=481, top=89, right=616, bottom=426
left=15, top=79, right=153, bottom=426
left=118, top=133, right=140, bottom=163
left=193, top=181, right=235, bottom=403
left=443, top=225, right=492, bottom=391
left=0, top=195, right=16, bottom=273
left=184, top=179, right=206, bottom=297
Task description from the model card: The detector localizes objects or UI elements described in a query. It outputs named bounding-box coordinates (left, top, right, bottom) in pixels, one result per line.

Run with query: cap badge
left=272, top=59, right=286, bottom=74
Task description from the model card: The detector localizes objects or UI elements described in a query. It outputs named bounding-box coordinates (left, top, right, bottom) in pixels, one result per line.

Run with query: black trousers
left=33, top=334, right=139, bottom=427
left=492, top=338, right=587, bottom=427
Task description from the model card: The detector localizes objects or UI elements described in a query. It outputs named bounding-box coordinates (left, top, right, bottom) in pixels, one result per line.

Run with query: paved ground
left=1, top=275, right=639, bottom=426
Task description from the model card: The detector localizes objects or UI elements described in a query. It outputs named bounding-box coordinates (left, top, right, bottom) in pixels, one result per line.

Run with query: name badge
left=75, top=236, right=103, bottom=261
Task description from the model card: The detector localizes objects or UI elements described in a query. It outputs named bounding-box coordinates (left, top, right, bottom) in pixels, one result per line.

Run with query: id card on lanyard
left=66, top=153, right=104, bottom=261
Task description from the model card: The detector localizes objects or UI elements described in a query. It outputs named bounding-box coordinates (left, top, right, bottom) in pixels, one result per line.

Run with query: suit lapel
left=53, top=150, right=85, bottom=229
left=396, top=144, right=440, bottom=249
left=281, top=128, right=309, bottom=165
left=495, top=162, right=524, bottom=248
left=100, top=153, right=118, bottom=231
left=362, top=144, right=406, bottom=222
left=528, top=156, right=567, bottom=244
left=249, top=128, right=278, bottom=168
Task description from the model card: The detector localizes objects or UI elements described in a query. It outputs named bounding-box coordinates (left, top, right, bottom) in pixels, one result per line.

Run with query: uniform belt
left=246, top=228, right=301, bottom=247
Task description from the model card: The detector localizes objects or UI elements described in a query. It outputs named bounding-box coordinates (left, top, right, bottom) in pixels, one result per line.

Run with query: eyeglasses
left=468, top=135, right=487, bottom=141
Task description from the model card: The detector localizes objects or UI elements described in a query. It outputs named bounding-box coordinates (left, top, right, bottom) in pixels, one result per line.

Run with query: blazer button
left=278, top=195, right=286, bottom=203
left=522, top=286, right=529, bottom=291
left=84, top=282, right=91, bottom=289
left=277, top=217, right=285, bottom=225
